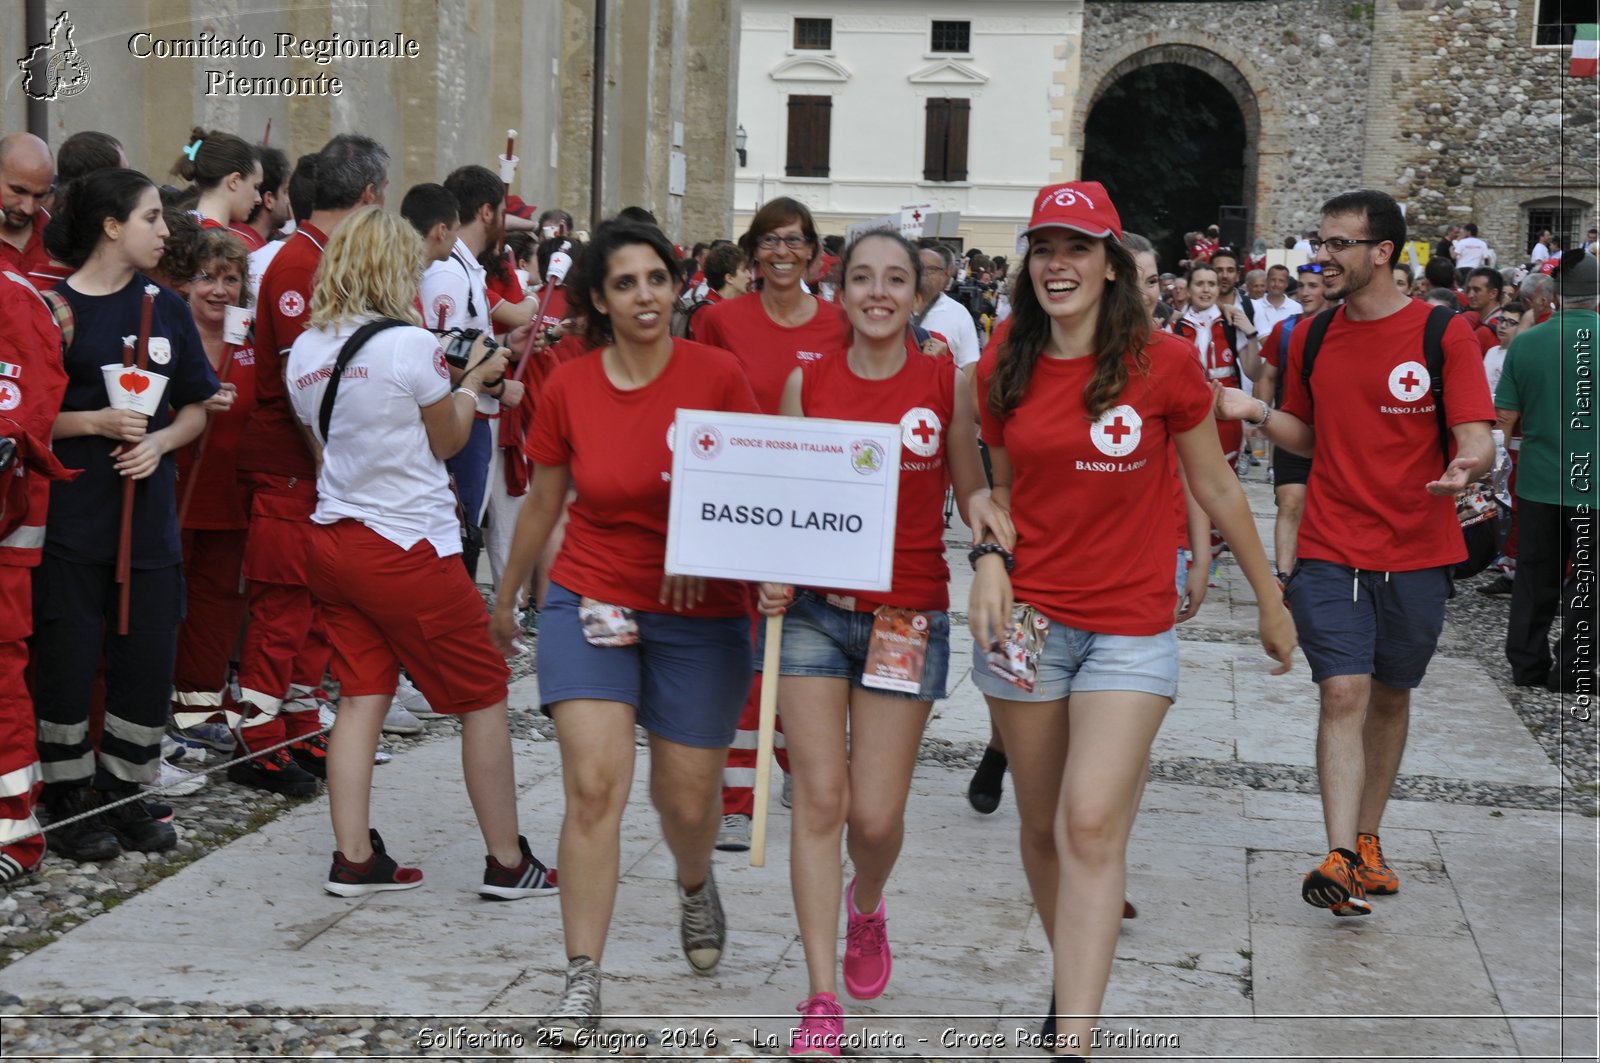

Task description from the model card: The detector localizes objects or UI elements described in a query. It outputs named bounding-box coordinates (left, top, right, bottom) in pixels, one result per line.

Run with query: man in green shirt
left=1494, top=248, right=1599, bottom=695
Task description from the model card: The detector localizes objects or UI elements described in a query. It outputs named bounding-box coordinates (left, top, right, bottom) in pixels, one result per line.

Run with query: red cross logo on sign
left=1090, top=404, right=1141, bottom=458
left=1387, top=360, right=1430, bottom=403
left=690, top=424, right=722, bottom=459
left=900, top=407, right=942, bottom=458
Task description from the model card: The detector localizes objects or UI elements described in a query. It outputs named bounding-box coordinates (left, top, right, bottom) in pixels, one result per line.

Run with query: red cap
left=1022, top=181, right=1122, bottom=242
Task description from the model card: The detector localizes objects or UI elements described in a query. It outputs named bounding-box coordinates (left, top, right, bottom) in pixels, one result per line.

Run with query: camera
left=431, top=327, right=497, bottom=369
left=0, top=437, right=15, bottom=478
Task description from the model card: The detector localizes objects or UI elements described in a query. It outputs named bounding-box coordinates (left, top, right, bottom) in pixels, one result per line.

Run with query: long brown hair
left=987, top=235, right=1152, bottom=422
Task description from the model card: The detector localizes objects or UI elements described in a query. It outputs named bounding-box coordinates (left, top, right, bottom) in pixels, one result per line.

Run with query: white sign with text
left=666, top=410, right=900, bottom=592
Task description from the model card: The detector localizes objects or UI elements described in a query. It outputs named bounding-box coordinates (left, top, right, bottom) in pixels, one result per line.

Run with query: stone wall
left=1078, top=0, right=1374, bottom=244
left=1363, top=0, right=1597, bottom=264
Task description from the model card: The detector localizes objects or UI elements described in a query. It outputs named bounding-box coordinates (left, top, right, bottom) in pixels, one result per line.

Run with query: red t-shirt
left=977, top=331, right=1214, bottom=635
left=0, top=212, right=61, bottom=293
left=179, top=342, right=259, bottom=529
left=526, top=339, right=759, bottom=617
left=801, top=349, right=957, bottom=609
left=487, top=266, right=524, bottom=313
left=692, top=292, right=846, bottom=413
left=1279, top=299, right=1496, bottom=571
left=226, top=222, right=266, bottom=252
left=237, top=222, right=328, bottom=477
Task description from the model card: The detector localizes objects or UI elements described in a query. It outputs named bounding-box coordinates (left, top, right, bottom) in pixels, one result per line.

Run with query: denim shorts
left=1284, top=559, right=1450, bottom=688
left=535, top=583, right=754, bottom=748
left=755, top=591, right=951, bottom=702
left=970, top=610, right=1180, bottom=703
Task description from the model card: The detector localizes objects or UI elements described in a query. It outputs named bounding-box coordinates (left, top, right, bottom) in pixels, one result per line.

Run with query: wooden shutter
left=924, top=99, right=949, bottom=181
left=924, top=98, right=970, bottom=182
left=786, top=96, right=832, bottom=178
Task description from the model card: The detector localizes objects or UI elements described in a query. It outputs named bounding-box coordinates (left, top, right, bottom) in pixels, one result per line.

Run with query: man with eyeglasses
left=1214, top=189, right=1496, bottom=920
left=916, top=243, right=981, bottom=368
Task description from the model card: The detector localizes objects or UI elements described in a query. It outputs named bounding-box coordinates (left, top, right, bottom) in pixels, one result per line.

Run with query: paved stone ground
left=1, top=478, right=1596, bottom=1061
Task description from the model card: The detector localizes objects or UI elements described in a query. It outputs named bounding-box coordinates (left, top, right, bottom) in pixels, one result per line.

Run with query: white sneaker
left=382, top=701, right=425, bottom=736
left=714, top=813, right=751, bottom=853
left=394, top=675, right=443, bottom=720
left=144, top=761, right=207, bottom=796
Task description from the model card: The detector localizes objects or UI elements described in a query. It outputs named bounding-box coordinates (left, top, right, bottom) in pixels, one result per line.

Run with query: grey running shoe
left=714, top=813, right=750, bottom=852
left=540, top=956, right=601, bottom=1047
left=679, top=867, right=726, bottom=974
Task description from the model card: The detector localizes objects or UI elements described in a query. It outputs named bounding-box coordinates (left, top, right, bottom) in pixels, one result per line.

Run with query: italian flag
left=1573, top=24, right=1599, bottom=78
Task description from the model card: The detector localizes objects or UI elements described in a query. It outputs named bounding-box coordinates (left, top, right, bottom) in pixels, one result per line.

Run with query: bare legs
left=1314, top=675, right=1410, bottom=850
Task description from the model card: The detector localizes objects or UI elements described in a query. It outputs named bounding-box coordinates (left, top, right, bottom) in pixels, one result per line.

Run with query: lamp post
left=735, top=124, right=748, bottom=168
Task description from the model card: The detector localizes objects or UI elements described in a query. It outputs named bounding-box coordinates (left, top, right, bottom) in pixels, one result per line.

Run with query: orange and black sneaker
left=1302, top=849, right=1371, bottom=916
left=1355, top=832, right=1399, bottom=895
left=288, top=732, right=330, bottom=779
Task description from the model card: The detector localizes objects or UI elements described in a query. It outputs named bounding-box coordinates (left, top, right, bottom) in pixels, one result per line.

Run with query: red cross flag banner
left=1573, top=24, right=1599, bottom=77
left=666, top=409, right=901, bottom=865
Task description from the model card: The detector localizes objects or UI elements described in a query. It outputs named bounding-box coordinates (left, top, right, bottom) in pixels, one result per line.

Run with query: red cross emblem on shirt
left=1399, top=371, right=1421, bottom=392
left=911, top=419, right=935, bottom=444
left=1104, top=417, right=1132, bottom=444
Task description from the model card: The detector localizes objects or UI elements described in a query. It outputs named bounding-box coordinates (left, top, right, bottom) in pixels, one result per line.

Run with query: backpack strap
left=37, top=288, right=75, bottom=356
left=1273, top=313, right=1300, bottom=407
left=317, top=318, right=411, bottom=442
left=1296, top=307, right=1341, bottom=416
left=1421, top=302, right=1454, bottom=465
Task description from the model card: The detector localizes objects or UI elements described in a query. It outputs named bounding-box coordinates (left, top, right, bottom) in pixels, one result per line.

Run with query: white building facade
left=732, top=0, right=1085, bottom=253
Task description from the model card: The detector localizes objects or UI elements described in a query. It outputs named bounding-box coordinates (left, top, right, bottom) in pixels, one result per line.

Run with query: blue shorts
left=755, top=592, right=950, bottom=702
left=535, top=583, right=754, bottom=748
left=1284, top=559, right=1450, bottom=688
left=970, top=611, right=1179, bottom=703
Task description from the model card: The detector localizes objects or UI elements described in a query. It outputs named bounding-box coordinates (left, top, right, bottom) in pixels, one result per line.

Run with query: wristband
left=1244, top=400, right=1273, bottom=428
left=968, top=542, right=1015, bottom=572
left=454, top=386, right=479, bottom=402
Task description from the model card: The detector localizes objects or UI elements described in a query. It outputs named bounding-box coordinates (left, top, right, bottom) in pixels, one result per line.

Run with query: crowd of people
left=0, top=120, right=1591, bottom=1059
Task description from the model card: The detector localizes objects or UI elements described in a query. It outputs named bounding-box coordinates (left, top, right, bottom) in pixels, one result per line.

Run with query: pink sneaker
left=842, top=877, right=892, bottom=1000
left=789, top=991, right=844, bottom=1057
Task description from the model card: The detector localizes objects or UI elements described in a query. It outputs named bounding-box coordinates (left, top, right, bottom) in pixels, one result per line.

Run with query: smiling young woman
left=969, top=182, right=1294, bottom=1060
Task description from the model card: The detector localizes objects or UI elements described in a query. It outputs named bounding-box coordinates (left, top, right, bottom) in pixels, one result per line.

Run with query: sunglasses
left=1297, top=264, right=1323, bottom=274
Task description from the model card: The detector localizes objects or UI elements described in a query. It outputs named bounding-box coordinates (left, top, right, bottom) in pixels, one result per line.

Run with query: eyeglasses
left=1296, top=263, right=1323, bottom=274
left=756, top=234, right=810, bottom=250
left=1308, top=237, right=1382, bottom=254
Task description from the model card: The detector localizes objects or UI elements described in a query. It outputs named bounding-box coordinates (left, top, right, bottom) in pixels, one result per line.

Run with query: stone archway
left=1070, top=40, right=1285, bottom=252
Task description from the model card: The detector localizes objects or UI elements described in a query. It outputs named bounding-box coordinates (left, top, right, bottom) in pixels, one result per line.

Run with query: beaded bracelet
left=968, top=542, right=1015, bottom=572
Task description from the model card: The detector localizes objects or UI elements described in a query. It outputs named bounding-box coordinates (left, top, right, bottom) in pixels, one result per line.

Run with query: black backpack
left=1298, top=303, right=1499, bottom=578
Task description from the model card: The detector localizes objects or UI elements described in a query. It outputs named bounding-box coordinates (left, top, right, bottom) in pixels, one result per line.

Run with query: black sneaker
left=100, top=787, right=177, bottom=853
left=227, top=747, right=319, bottom=797
left=288, top=732, right=329, bottom=779
left=479, top=835, right=558, bottom=900
left=967, top=746, right=1007, bottom=815
left=1477, top=575, right=1514, bottom=598
left=325, top=828, right=424, bottom=897
left=45, top=786, right=120, bottom=863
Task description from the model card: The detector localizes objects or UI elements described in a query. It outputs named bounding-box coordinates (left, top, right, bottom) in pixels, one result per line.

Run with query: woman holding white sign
left=966, top=182, right=1296, bottom=1060
left=756, top=229, right=1008, bottom=1055
left=488, top=219, right=760, bottom=1046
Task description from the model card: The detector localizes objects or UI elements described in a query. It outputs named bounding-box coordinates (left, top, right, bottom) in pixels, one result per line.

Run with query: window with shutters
left=794, top=18, right=832, bottom=50
left=786, top=96, right=832, bottom=178
left=930, top=21, right=971, bottom=53
left=923, top=98, right=970, bottom=183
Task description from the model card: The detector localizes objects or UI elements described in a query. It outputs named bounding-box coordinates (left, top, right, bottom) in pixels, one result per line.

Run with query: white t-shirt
left=286, top=317, right=459, bottom=556
left=1530, top=242, right=1551, bottom=265
left=920, top=291, right=982, bottom=368
left=1454, top=237, right=1489, bottom=269
left=1251, top=295, right=1299, bottom=335
left=245, top=239, right=286, bottom=310
left=1482, top=344, right=1507, bottom=396
left=420, top=237, right=498, bottom=415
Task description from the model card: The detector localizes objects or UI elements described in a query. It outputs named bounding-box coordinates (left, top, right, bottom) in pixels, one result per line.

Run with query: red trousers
left=171, top=528, right=247, bottom=729
left=0, top=566, right=45, bottom=872
left=720, top=644, right=789, bottom=818
left=237, top=475, right=330, bottom=749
